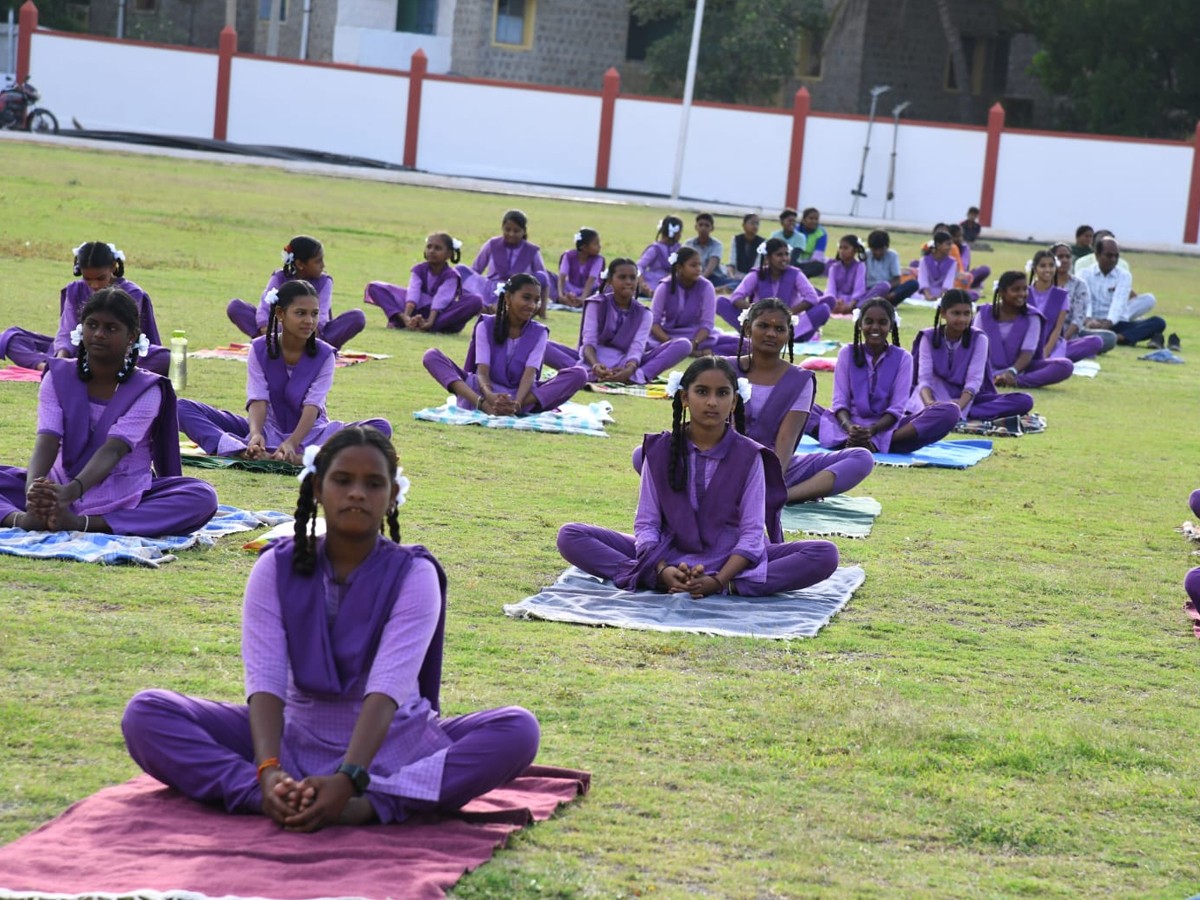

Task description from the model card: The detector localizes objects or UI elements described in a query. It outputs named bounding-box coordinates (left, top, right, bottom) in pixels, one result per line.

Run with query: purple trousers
left=1190, top=489, right=1200, bottom=519
left=557, top=522, right=839, bottom=595
left=1188, top=568, right=1200, bottom=607
left=0, top=326, right=170, bottom=376
left=177, top=399, right=392, bottom=455
left=784, top=447, right=874, bottom=494
left=543, top=339, right=692, bottom=384
left=1013, top=357, right=1073, bottom=389
left=1063, top=335, right=1105, bottom=362
left=422, top=348, right=587, bottom=413
left=0, top=467, right=217, bottom=536
left=362, top=282, right=484, bottom=335
left=122, top=689, right=540, bottom=824
left=813, top=401, right=960, bottom=455
left=969, top=390, right=1034, bottom=419
left=226, top=301, right=367, bottom=350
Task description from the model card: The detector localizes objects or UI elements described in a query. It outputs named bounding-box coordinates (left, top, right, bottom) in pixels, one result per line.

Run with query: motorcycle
left=0, top=76, right=59, bottom=133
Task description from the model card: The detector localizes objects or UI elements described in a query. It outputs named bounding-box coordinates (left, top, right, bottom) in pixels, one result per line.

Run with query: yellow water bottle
left=170, top=329, right=188, bottom=392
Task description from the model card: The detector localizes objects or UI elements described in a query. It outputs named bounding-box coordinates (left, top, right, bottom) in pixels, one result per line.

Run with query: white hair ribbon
left=394, top=466, right=411, bottom=507
left=265, top=288, right=279, bottom=307
left=134, top=333, right=150, bottom=356
left=791, top=314, right=799, bottom=327
left=666, top=223, right=682, bottom=238
left=851, top=308, right=862, bottom=323
left=494, top=282, right=507, bottom=297
left=991, top=279, right=999, bottom=291
left=755, top=243, right=769, bottom=257
left=281, top=249, right=295, bottom=266
left=665, top=370, right=684, bottom=397
left=1024, top=259, right=1033, bottom=271
left=667, top=252, right=679, bottom=266
left=451, top=238, right=462, bottom=251
left=573, top=231, right=582, bottom=243
left=894, top=313, right=902, bottom=327
left=296, top=444, right=321, bottom=483
left=70, top=324, right=84, bottom=346
left=71, top=242, right=86, bottom=258
left=107, top=243, right=125, bottom=262
left=738, top=308, right=751, bottom=326
left=737, top=377, right=753, bottom=404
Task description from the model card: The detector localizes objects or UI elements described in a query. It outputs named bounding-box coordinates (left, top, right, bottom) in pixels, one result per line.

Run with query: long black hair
left=668, top=246, right=700, bottom=292
left=73, top=241, right=125, bottom=279
left=667, top=357, right=747, bottom=493
left=595, top=257, right=637, bottom=296
left=75, top=287, right=140, bottom=383
left=991, top=270, right=1028, bottom=319
left=266, top=279, right=320, bottom=360
left=757, top=237, right=789, bottom=275
left=292, top=426, right=401, bottom=576
left=931, top=289, right=975, bottom=349
left=282, top=236, right=322, bottom=277
left=735, top=297, right=794, bottom=371
left=492, top=273, right=539, bottom=345
left=851, top=298, right=901, bottom=366
left=429, top=232, right=462, bottom=265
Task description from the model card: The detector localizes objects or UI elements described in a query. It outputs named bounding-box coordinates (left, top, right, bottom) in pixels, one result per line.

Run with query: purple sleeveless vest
left=464, top=315, right=546, bottom=390
left=977, top=304, right=1047, bottom=368
left=271, top=537, right=447, bottom=710
left=725, top=361, right=814, bottom=452
left=846, top=344, right=907, bottom=418
left=581, top=292, right=649, bottom=353
left=662, top=279, right=706, bottom=329
left=485, top=236, right=538, bottom=278
left=1028, top=285, right=1068, bottom=349
left=252, top=336, right=336, bottom=435
left=911, top=326, right=1000, bottom=397
left=413, top=262, right=462, bottom=309
left=756, top=267, right=799, bottom=303
left=48, top=358, right=181, bottom=479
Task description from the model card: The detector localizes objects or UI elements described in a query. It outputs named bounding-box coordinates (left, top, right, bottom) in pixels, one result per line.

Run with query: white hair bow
left=107, top=243, right=126, bottom=262
left=991, top=279, right=999, bottom=291
left=737, top=377, right=753, bottom=403
left=851, top=308, right=862, bottom=323
left=894, top=313, right=902, bottom=327
left=71, top=242, right=86, bottom=258
left=134, top=333, right=150, bottom=356
left=755, top=243, right=769, bottom=257
left=494, top=282, right=507, bottom=297
left=666, top=222, right=682, bottom=238
left=665, top=370, right=684, bottom=397
left=70, top=324, right=84, bottom=346
left=791, top=314, right=799, bottom=327
left=1024, top=259, right=1033, bottom=271
left=264, top=288, right=279, bottom=307
left=281, top=249, right=295, bottom=266
left=667, top=252, right=679, bottom=266
left=451, top=238, right=462, bottom=251
left=395, top=466, right=411, bottom=507
left=738, top=308, right=751, bottom=326
left=296, top=444, right=321, bottom=483
left=573, top=231, right=582, bottom=243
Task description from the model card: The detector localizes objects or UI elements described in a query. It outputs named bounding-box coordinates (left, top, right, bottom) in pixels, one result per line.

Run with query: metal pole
left=883, top=101, right=910, bottom=219
left=849, top=84, right=890, bottom=216
left=7, top=8, right=14, bottom=76
left=266, top=0, right=282, bottom=56
left=116, top=0, right=126, bottom=39
left=299, top=0, right=311, bottom=60
left=225, top=0, right=236, bottom=28
left=670, top=0, right=705, bottom=202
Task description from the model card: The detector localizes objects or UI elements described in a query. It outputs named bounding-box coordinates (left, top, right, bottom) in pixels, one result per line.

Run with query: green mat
left=780, top=495, right=881, bottom=538
left=180, top=454, right=301, bottom=475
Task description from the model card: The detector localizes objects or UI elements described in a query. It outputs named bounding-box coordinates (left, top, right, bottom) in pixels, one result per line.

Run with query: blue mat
left=0, top=505, right=292, bottom=567
left=505, top=565, right=865, bottom=639
left=796, top=435, right=993, bottom=469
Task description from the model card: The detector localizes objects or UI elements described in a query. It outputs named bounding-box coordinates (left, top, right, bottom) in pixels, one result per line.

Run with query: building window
left=397, top=0, right=438, bottom=35
left=134, top=0, right=156, bottom=11
left=259, top=0, right=287, bottom=22
left=796, top=30, right=824, bottom=80
left=945, top=37, right=987, bottom=95
left=493, top=0, right=534, bottom=49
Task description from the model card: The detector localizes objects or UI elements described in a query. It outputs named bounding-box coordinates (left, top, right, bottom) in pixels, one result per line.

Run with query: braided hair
left=851, top=298, right=901, bottom=367
left=757, top=237, right=789, bottom=275
left=429, top=232, right=462, bottom=265
left=492, top=272, right=539, bottom=345
left=735, top=297, right=794, bottom=371
left=575, top=227, right=599, bottom=252
left=75, top=287, right=141, bottom=383
left=668, top=246, right=700, bottom=292
left=292, top=425, right=402, bottom=576
left=73, top=241, right=125, bottom=279
left=992, top=270, right=1028, bottom=319
left=667, top=356, right=747, bottom=493
left=282, top=236, right=322, bottom=278
left=838, top=233, right=867, bottom=264
left=931, top=289, right=975, bottom=349
left=266, top=279, right=320, bottom=360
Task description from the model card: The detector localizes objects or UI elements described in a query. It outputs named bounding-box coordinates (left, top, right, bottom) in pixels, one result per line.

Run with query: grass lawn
left=1, top=139, right=1199, bottom=898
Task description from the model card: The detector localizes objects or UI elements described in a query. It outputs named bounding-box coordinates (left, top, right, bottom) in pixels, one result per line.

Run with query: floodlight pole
left=883, top=100, right=911, bottom=219
left=670, top=0, right=706, bottom=202
left=849, top=84, right=890, bottom=216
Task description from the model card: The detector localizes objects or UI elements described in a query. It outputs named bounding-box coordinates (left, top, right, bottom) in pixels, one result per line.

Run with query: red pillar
left=594, top=67, right=620, bottom=190
left=1184, top=122, right=1200, bottom=244
left=785, top=87, right=810, bottom=211
left=978, top=102, right=1005, bottom=227
left=16, top=0, right=37, bottom=83
left=403, top=49, right=427, bottom=169
left=212, top=25, right=236, bottom=141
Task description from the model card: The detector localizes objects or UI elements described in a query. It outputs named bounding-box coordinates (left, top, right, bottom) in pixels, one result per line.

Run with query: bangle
left=257, top=757, right=281, bottom=780
left=712, top=574, right=727, bottom=591
left=70, top=477, right=84, bottom=499
left=81, top=515, right=89, bottom=533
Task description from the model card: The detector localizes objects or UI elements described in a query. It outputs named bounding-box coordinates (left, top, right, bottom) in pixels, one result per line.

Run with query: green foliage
left=1, top=141, right=1199, bottom=896
left=1024, top=0, right=1200, bottom=137
left=1, top=0, right=87, bottom=33
left=629, top=0, right=828, bottom=106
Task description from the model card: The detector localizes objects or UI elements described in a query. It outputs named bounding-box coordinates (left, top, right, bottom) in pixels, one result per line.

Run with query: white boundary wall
left=21, top=30, right=1199, bottom=247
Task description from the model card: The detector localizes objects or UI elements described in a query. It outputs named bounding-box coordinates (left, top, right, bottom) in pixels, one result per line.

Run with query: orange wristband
left=257, top=757, right=280, bottom=779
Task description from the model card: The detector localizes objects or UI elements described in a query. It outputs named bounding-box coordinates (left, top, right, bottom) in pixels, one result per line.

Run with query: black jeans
left=1111, top=316, right=1166, bottom=345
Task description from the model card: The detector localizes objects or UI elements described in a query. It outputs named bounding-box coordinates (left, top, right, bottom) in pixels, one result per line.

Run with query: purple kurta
left=907, top=327, right=1034, bottom=418
left=649, top=276, right=716, bottom=349
left=823, top=260, right=887, bottom=307
left=558, top=250, right=605, bottom=297
left=976, top=304, right=1073, bottom=388
left=917, top=256, right=957, bottom=298
left=1027, top=284, right=1070, bottom=356
left=817, top=344, right=912, bottom=453
left=636, top=242, right=681, bottom=289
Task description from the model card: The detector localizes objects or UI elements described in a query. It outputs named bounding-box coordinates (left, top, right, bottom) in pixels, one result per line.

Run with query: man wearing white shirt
left=1078, top=237, right=1171, bottom=349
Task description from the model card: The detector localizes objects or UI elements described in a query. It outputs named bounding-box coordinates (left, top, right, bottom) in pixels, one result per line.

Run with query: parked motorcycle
left=0, top=76, right=59, bottom=133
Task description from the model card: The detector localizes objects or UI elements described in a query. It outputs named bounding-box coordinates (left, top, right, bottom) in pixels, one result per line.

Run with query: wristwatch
left=335, top=762, right=370, bottom=795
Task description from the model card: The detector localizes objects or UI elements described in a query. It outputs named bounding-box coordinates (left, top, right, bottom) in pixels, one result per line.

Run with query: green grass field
left=1, top=140, right=1199, bottom=898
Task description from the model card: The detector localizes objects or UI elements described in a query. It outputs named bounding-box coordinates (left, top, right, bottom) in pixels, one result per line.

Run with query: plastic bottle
left=170, top=329, right=188, bottom=392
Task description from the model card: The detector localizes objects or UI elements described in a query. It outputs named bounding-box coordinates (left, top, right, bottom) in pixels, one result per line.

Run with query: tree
left=628, top=0, right=830, bottom=107
left=1024, top=0, right=1200, bottom=138
left=934, top=0, right=974, bottom=123
left=1, top=0, right=87, bottom=32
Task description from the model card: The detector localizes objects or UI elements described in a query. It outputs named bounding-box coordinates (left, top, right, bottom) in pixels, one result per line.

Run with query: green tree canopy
left=2, top=0, right=87, bottom=33
left=629, top=0, right=828, bottom=107
left=1024, top=0, right=1200, bottom=138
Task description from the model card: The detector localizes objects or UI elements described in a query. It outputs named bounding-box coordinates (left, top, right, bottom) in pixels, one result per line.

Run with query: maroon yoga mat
left=0, top=765, right=589, bottom=899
